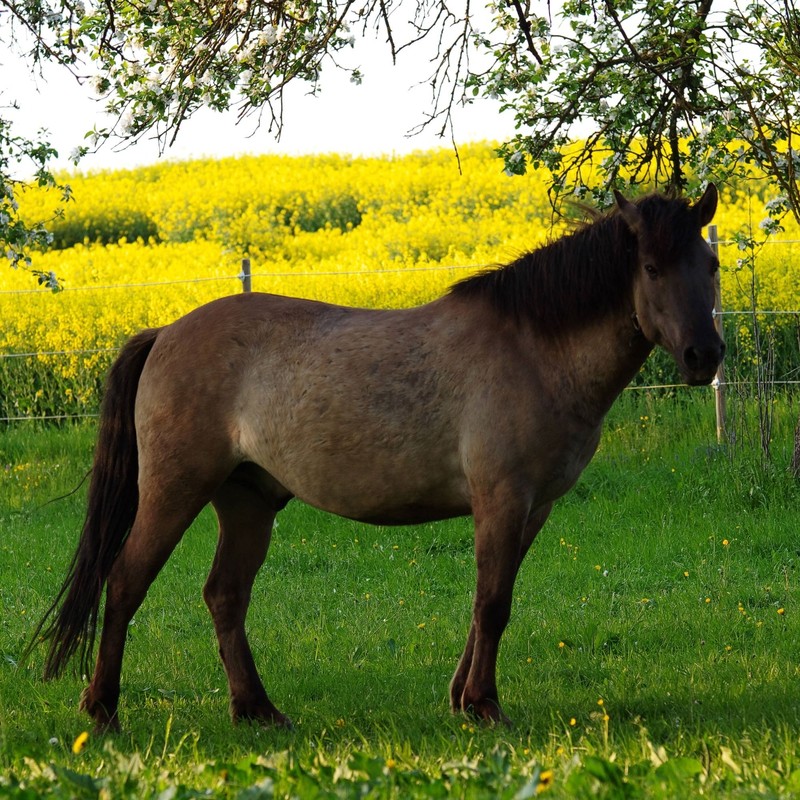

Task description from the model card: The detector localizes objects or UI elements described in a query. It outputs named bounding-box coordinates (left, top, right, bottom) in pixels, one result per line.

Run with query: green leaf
left=655, top=756, right=704, bottom=783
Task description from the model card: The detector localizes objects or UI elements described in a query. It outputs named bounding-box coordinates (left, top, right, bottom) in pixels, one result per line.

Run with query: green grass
left=2, top=391, right=800, bottom=798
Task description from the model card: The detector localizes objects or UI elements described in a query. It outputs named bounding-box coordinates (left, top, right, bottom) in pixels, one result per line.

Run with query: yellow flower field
left=1, top=142, right=799, bottom=418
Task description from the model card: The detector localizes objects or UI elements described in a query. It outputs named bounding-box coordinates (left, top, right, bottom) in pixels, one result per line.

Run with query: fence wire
left=2, top=255, right=799, bottom=423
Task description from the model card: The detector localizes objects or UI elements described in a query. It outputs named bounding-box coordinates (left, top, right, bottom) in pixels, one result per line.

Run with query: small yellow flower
left=602, top=713, right=610, bottom=722
left=72, top=731, right=89, bottom=754
left=597, top=698, right=604, bottom=706
left=722, top=539, right=729, bottom=546
left=705, top=597, right=711, bottom=604
left=364, top=593, right=371, bottom=600
left=385, top=758, right=396, bottom=769
left=778, top=608, right=786, bottom=615
left=335, top=718, right=346, bottom=728
left=558, top=641, right=565, bottom=649
left=417, top=622, right=426, bottom=629
left=683, top=571, right=689, bottom=577
left=569, top=717, right=577, bottom=726
left=537, top=769, right=554, bottom=793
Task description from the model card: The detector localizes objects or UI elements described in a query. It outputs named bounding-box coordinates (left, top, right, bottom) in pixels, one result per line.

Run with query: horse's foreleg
left=206, top=477, right=291, bottom=728
left=451, top=501, right=552, bottom=724
left=81, top=499, right=202, bottom=732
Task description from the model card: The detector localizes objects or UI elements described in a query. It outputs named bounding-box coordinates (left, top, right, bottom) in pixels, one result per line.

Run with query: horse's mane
left=449, top=193, right=698, bottom=334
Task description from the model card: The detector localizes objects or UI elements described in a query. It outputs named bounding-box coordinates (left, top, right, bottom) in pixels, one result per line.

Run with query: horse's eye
left=644, top=263, right=658, bottom=279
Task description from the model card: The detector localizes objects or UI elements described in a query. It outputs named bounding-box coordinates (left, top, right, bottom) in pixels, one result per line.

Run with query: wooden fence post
left=241, top=257, right=252, bottom=293
left=708, top=224, right=726, bottom=443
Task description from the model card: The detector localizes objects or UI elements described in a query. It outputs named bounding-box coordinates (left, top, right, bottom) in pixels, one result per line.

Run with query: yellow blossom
left=72, top=731, right=89, bottom=754
left=537, top=770, right=554, bottom=793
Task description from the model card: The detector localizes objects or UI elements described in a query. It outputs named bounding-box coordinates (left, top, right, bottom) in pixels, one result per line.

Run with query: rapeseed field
left=1, top=143, right=798, bottom=419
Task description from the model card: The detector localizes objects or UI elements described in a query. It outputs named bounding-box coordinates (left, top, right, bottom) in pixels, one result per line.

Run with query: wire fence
left=2, top=243, right=799, bottom=424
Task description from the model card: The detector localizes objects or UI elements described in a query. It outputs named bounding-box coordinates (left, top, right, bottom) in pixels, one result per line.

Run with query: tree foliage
left=2, top=0, right=800, bottom=275
left=487, top=0, right=800, bottom=217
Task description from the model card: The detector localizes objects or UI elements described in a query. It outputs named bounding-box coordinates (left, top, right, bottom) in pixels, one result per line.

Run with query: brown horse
left=31, top=185, right=723, bottom=731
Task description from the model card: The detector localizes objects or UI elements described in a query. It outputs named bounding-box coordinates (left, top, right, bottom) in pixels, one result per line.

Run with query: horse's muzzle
left=681, top=340, right=726, bottom=385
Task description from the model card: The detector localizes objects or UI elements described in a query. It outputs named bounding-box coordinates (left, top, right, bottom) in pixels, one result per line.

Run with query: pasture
left=2, top=392, right=800, bottom=798
left=2, top=145, right=800, bottom=796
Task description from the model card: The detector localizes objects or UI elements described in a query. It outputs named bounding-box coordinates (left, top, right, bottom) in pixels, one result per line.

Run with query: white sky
left=3, top=22, right=517, bottom=175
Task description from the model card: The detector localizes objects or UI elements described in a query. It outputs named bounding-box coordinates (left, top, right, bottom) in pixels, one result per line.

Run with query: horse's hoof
left=80, top=688, right=120, bottom=733
left=232, top=705, right=293, bottom=730
left=92, top=716, right=121, bottom=735
left=464, top=699, right=513, bottom=728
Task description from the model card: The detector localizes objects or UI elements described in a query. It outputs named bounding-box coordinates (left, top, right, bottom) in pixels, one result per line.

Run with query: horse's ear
left=614, top=190, right=644, bottom=235
left=692, top=183, right=718, bottom=228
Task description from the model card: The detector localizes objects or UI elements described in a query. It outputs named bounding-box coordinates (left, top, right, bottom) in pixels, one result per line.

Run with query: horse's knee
left=474, top=594, right=512, bottom=637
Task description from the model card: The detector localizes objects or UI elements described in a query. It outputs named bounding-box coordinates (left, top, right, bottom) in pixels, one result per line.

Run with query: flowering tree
left=2, top=1, right=800, bottom=253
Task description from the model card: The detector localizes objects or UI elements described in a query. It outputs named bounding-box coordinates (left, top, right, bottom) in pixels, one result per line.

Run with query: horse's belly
left=290, top=465, right=472, bottom=526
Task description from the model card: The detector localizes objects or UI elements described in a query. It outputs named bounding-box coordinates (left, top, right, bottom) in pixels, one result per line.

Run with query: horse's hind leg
left=204, top=466, right=291, bottom=727
left=81, top=493, right=209, bottom=732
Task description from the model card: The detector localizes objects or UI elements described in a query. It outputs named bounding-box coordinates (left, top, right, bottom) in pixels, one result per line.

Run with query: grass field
left=2, top=390, right=800, bottom=797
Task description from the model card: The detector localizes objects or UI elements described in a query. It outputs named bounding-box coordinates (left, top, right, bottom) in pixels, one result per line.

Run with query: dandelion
left=385, top=758, right=396, bottom=769
left=569, top=717, right=576, bottom=726
left=558, top=641, right=565, bottom=649
left=72, top=731, right=89, bottom=754
left=537, top=769, right=554, bottom=793
left=778, top=608, right=786, bottom=615
left=597, top=698, right=604, bottom=707
left=705, top=597, right=711, bottom=604
left=722, top=539, right=729, bottom=546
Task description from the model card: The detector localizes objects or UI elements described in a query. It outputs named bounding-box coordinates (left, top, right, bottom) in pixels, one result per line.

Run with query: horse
left=30, top=184, right=724, bottom=732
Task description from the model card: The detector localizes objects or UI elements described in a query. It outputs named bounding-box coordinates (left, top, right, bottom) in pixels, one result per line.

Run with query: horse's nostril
left=685, top=342, right=724, bottom=372
left=684, top=346, right=700, bottom=369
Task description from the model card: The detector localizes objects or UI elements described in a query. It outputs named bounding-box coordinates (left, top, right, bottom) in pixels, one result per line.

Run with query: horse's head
left=616, top=184, right=725, bottom=386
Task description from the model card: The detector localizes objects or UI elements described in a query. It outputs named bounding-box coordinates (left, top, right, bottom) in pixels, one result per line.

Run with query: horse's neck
left=536, top=311, right=654, bottom=422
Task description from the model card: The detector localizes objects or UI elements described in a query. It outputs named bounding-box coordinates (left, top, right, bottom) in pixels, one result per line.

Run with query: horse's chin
left=680, top=368, right=718, bottom=387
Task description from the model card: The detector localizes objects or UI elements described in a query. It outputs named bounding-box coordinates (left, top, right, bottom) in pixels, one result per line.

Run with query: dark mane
left=449, top=193, right=698, bottom=334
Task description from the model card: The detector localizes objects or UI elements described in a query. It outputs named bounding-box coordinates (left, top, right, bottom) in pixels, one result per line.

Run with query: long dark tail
left=26, top=328, right=160, bottom=680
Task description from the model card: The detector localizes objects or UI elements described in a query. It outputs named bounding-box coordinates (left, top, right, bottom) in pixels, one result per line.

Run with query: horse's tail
left=27, top=328, right=160, bottom=680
